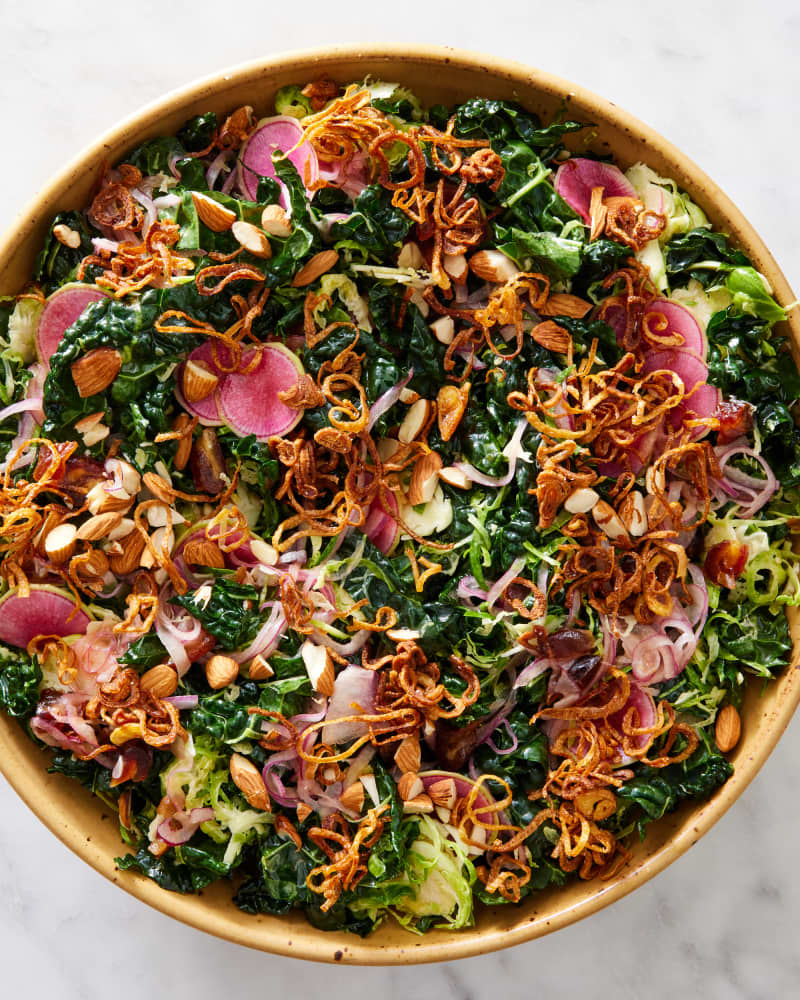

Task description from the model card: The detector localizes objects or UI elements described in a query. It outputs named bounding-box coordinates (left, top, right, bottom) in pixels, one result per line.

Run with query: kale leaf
left=174, top=579, right=262, bottom=650
left=0, top=645, right=42, bottom=718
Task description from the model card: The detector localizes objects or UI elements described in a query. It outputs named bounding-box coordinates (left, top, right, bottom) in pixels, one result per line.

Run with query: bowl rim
left=0, top=42, right=798, bottom=965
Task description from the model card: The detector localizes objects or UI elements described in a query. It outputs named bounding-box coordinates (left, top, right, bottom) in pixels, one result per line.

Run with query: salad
left=0, top=76, right=798, bottom=937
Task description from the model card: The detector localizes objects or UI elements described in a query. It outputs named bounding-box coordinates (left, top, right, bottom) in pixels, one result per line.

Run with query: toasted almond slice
left=437, top=382, right=470, bottom=442
left=386, top=627, right=421, bottom=642
left=183, top=537, right=225, bottom=568
left=538, top=293, right=593, bottom=318
left=291, top=250, right=339, bottom=287
left=82, top=422, right=111, bottom=447
left=394, top=735, right=421, bottom=774
left=107, top=458, right=141, bottom=495
left=398, top=398, right=431, bottom=444
left=564, top=487, right=600, bottom=515
left=301, top=640, right=335, bottom=696
left=140, top=663, right=179, bottom=699
left=108, top=517, right=135, bottom=542
left=469, top=249, right=519, bottom=283
left=249, top=537, right=278, bottom=566
left=398, top=241, right=425, bottom=269
left=340, top=781, right=365, bottom=814
left=70, top=347, right=122, bottom=397
left=192, top=191, right=237, bottom=232
left=591, top=498, right=630, bottom=542
left=44, top=523, right=77, bottom=564
left=443, top=253, right=468, bottom=284
left=397, top=772, right=424, bottom=801
left=427, top=778, right=457, bottom=810
left=230, top=753, right=270, bottom=810
left=52, top=223, right=82, bottom=249
left=76, top=512, right=123, bottom=542
left=248, top=654, right=274, bottom=680
left=260, top=204, right=292, bottom=237
left=109, top=529, right=146, bottom=575
left=618, top=490, right=647, bottom=537
left=206, top=654, right=240, bottom=690
left=407, top=450, right=442, bottom=506
left=429, top=315, right=455, bottom=345
left=402, top=793, right=434, bottom=814
left=182, top=359, right=219, bottom=403
left=232, top=220, right=272, bottom=258
left=399, top=387, right=421, bottom=404
left=171, top=413, right=194, bottom=471
left=74, top=411, right=105, bottom=434
left=438, top=466, right=471, bottom=490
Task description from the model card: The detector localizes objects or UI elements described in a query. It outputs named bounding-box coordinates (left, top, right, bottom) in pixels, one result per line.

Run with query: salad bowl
left=0, top=44, right=798, bottom=964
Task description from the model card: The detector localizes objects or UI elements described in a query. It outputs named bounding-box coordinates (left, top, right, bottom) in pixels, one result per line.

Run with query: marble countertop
left=1, top=2, right=798, bottom=996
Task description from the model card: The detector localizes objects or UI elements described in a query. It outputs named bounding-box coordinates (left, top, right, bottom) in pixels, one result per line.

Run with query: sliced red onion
left=630, top=633, right=680, bottom=685
left=0, top=397, right=43, bottom=423
left=486, top=556, right=526, bottom=610
left=164, top=695, right=199, bottom=710
left=513, top=657, right=553, bottom=689
left=714, top=438, right=778, bottom=517
left=155, top=591, right=201, bottom=677
left=485, top=720, right=519, bottom=756
left=206, top=149, right=233, bottom=190
left=310, top=625, right=371, bottom=657
left=91, top=236, right=120, bottom=253
left=457, top=575, right=489, bottom=605
left=685, top=564, right=709, bottom=633
left=322, top=665, right=377, bottom=744
left=366, top=370, right=415, bottom=431
left=231, top=602, right=287, bottom=663
left=454, top=418, right=529, bottom=488
left=130, top=187, right=157, bottom=237
left=157, top=806, right=214, bottom=846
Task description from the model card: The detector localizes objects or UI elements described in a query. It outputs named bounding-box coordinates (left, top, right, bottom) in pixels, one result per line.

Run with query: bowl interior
left=1, top=45, right=798, bottom=965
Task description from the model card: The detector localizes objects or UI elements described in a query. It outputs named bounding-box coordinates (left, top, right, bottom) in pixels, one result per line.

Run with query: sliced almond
left=398, top=241, right=425, bottom=269
left=538, top=293, right=593, bottom=319
left=52, top=223, right=82, bottom=249
left=402, top=793, right=434, bottom=814
left=397, top=772, right=424, bottom=801
left=247, top=654, right=274, bottom=680
left=438, top=465, right=471, bottom=490
left=469, top=249, right=519, bottom=284
left=564, top=487, right=600, bottom=515
left=106, top=458, right=141, bottom=496
left=108, top=517, right=135, bottom=542
left=140, top=663, right=179, bottom=699
left=591, top=498, right=630, bottom=543
left=715, top=704, right=741, bottom=752
left=618, top=490, right=647, bottom=537
left=399, top=387, right=420, bottom=404
left=44, top=523, right=77, bottom=564
left=437, top=382, right=470, bottom=442
left=86, top=482, right=132, bottom=516
left=70, top=347, right=122, bottom=398
left=386, top=627, right=421, bottom=642
left=531, top=320, right=571, bottom=354
left=427, top=777, right=457, bottom=810
left=76, top=511, right=123, bottom=542
left=407, top=450, right=442, bottom=506
left=443, top=253, right=468, bottom=284
left=249, top=537, right=278, bottom=566
left=109, top=529, right=146, bottom=575
left=74, top=412, right=108, bottom=449
left=82, top=422, right=110, bottom=447
left=192, top=191, right=237, bottom=232
left=340, top=781, right=364, bottom=814
left=377, top=438, right=401, bottom=463
left=229, top=753, right=270, bottom=811
left=291, top=250, right=339, bottom=287
left=205, top=654, right=240, bottom=690
left=183, top=537, right=226, bottom=569
left=394, top=735, right=421, bottom=774
left=429, top=315, right=455, bottom=345
left=260, top=204, right=292, bottom=237
left=301, top=641, right=335, bottom=697
left=232, top=220, right=271, bottom=258
left=398, top=398, right=431, bottom=444
left=171, top=413, right=194, bottom=471
left=182, top=359, right=219, bottom=404
left=296, top=802, right=312, bottom=823
left=110, top=722, right=144, bottom=746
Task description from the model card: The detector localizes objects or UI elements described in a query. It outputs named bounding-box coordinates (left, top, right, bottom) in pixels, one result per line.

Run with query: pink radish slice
left=218, top=343, right=303, bottom=440
left=0, top=585, right=90, bottom=648
left=642, top=348, right=708, bottom=390
left=364, top=491, right=400, bottom=554
left=37, top=286, right=106, bottom=365
left=608, top=682, right=657, bottom=752
left=642, top=299, right=707, bottom=360
left=238, top=116, right=319, bottom=206
left=554, top=158, right=637, bottom=224
left=597, top=427, right=658, bottom=478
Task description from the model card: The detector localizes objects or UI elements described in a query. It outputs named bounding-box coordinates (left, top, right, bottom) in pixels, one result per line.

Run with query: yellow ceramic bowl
left=0, top=44, right=798, bottom=965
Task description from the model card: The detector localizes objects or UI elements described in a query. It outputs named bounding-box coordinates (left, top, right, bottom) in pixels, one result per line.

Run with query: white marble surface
left=1, top=1, right=799, bottom=996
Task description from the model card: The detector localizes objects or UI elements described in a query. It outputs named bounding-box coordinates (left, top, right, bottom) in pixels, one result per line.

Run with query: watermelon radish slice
left=218, top=343, right=303, bottom=440
left=642, top=299, right=707, bottom=360
left=238, top=116, right=319, bottom=206
left=173, top=340, right=228, bottom=426
left=363, top=490, right=400, bottom=555
left=554, top=158, right=637, bottom=224
left=0, top=585, right=91, bottom=648
left=36, top=285, right=106, bottom=365
left=642, top=348, right=708, bottom=391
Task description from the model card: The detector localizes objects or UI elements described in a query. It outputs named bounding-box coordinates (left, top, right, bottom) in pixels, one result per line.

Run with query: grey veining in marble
left=1, top=1, right=799, bottom=997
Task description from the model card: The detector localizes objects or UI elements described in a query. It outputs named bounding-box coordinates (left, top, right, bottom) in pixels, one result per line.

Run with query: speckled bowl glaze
left=0, top=45, right=797, bottom=965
